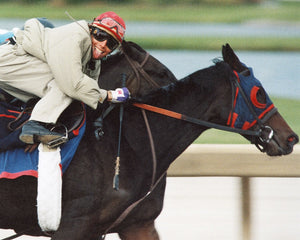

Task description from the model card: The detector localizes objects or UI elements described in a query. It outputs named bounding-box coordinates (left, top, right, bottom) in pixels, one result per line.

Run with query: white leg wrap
left=37, top=143, right=62, bottom=232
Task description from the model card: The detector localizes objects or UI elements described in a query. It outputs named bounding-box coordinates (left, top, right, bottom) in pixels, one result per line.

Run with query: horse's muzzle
left=285, top=133, right=299, bottom=154
left=267, top=132, right=299, bottom=156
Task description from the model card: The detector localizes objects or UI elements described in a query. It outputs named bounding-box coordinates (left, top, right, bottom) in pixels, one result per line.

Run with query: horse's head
left=222, top=44, right=298, bottom=156
left=99, top=40, right=177, bottom=96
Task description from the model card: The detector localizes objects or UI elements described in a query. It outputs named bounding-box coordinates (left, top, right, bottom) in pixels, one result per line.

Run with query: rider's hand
left=108, top=87, right=130, bottom=103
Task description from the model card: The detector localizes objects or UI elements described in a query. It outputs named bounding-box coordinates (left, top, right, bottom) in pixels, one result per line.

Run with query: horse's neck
left=125, top=72, right=223, bottom=174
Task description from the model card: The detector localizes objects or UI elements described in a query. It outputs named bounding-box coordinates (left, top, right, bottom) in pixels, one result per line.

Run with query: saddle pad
left=0, top=120, right=86, bottom=179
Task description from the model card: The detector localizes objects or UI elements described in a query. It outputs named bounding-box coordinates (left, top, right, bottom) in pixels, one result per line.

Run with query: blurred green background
left=0, top=0, right=299, bottom=51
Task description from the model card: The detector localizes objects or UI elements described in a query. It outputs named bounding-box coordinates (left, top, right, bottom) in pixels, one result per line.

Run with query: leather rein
left=132, top=68, right=278, bottom=152
left=122, top=50, right=277, bottom=149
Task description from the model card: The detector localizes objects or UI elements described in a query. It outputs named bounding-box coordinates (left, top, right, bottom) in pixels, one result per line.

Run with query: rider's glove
left=109, top=87, right=130, bottom=103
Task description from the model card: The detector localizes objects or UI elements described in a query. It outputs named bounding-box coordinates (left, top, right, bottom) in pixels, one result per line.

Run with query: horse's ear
left=121, top=40, right=130, bottom=54
left=222, top=43, right=247, bottom=73
left=121, top=40, right=146, bottom=61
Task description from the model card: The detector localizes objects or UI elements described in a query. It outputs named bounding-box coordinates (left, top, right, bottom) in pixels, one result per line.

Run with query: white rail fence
left=167, top=144, right=300, bottom=240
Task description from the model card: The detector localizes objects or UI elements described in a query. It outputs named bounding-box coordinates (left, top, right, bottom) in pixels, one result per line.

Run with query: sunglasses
left=91, top=27, right=119, bottom=51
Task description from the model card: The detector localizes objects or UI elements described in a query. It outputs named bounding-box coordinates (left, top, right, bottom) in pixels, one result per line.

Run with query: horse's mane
left=122, top=40, right=147, bottom=55
left=102, top=40, right=146, bottom=65
left=135, top=61, right=232, bottom=107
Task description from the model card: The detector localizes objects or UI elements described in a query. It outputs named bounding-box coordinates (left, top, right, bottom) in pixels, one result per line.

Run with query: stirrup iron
left=47, top=125, right=68, bottom=148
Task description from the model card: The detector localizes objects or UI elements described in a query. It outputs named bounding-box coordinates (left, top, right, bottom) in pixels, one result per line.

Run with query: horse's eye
left=250, top=86, right=267, bottom=108
left=256, top=87, right=267, bottom=103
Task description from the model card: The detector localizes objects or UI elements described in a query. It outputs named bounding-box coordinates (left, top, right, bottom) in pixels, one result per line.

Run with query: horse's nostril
left=287, top=134, right=299, bottom=145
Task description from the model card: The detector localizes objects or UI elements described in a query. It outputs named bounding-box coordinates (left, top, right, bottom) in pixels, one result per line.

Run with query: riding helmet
left=91, top=11, right=126, bottom=43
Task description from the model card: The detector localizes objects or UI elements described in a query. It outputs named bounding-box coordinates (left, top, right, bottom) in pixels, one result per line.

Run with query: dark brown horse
left=0, top=43, right=298, bottom=240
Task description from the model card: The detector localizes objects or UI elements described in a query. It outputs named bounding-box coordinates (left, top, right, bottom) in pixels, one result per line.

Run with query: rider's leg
left=29, top=80, right=72, bottom=124
left=0, top=44, right=73, bottom=144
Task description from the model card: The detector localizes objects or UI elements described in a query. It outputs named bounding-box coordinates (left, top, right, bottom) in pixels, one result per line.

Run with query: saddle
left=0, top=89, right=85, bottom=151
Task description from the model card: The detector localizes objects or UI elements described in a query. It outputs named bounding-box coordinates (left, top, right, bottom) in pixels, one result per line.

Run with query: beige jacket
left=15, top=18, right=107, bottom=109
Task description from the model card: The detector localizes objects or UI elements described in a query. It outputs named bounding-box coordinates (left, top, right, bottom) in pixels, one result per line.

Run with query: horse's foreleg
left=118, top=221, right=159, bottom=240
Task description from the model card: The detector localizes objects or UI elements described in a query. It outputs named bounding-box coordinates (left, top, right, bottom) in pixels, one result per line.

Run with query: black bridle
left=230, top=69, right=277, bottom=152
left=132, top=68, right=278, bottom=152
